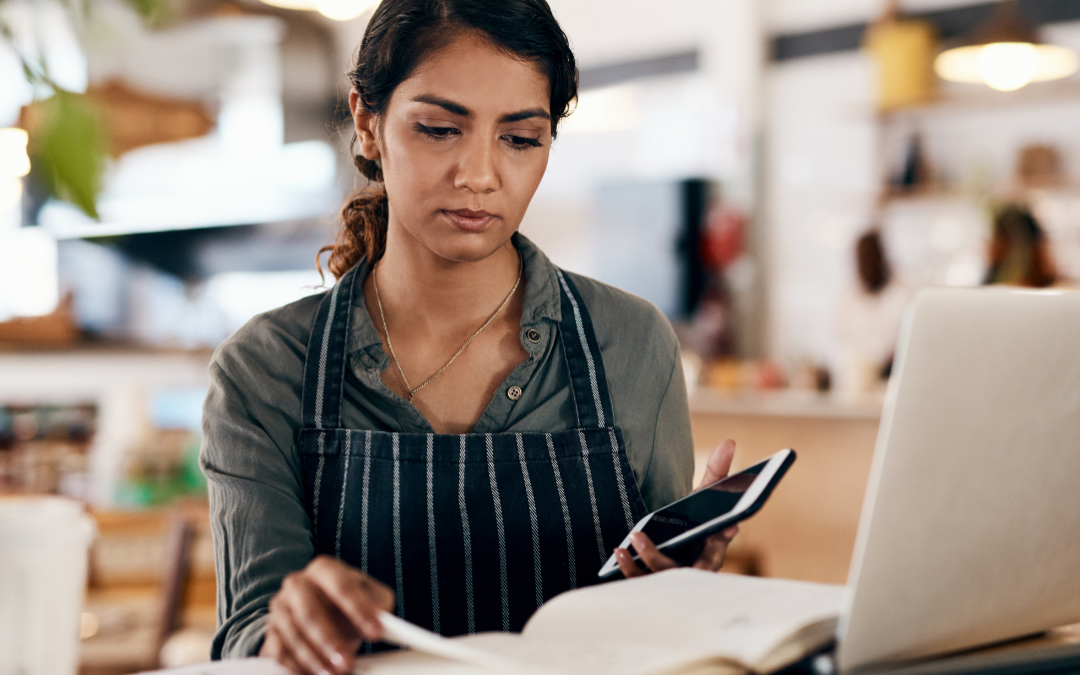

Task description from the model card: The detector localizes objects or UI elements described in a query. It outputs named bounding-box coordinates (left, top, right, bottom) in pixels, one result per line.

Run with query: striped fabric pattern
left=295, top=266, right=649, bottom=641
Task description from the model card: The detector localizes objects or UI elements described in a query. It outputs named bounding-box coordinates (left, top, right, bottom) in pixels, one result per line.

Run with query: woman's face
left=352, top=32, right=553, bottom=264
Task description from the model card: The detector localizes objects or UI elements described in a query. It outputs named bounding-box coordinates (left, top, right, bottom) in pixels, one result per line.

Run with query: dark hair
left=319, top=0, right=578, bottom=279
left=985, top=204, right=1058, bottom=288
left=855, top=229, right=891, bottom=294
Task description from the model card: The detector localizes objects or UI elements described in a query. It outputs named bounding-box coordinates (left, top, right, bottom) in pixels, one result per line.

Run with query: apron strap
left=301, top=264, right=361, bottom=430
left=554, top=269, right=616, bottom=429
left=300, top=262, right=616, bottom=431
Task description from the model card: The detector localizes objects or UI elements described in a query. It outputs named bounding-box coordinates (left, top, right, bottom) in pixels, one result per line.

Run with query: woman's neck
left=370, top=227, right=522, bottom=335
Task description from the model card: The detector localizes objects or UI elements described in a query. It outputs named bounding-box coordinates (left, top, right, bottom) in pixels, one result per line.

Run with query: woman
left=201, top=1, right=739, bottom=673
left=836, top=229, right=910, bottom=392
left=984, top=204, right=1058, bottom=288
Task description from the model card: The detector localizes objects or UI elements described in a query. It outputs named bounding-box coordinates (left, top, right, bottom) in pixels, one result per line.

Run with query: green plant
left=0, top=0, right=169, bottom=219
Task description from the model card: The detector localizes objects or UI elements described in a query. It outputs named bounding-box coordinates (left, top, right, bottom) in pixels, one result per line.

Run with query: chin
left=426, top=226, right=517, bottom=264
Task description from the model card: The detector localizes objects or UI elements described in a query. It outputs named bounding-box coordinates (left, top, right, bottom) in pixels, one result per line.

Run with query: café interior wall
left=519, top=0, right=764, bottom=283
left=763, top=51, right=879, bottom=369
left=762, top=19, right=1080, bottom=369
left=766, top=0, right=1001, bottom=33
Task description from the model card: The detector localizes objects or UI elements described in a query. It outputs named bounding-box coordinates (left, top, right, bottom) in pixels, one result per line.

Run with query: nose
left=453, top=135, right=500, bottom=194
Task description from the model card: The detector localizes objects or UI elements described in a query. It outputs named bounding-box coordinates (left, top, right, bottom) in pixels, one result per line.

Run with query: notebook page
left=376, top=611, right=739, bottom=675
left=521, top=570, right=845, bottom=668
left=358, top=652, right=501, bottom=669
left=455, top=633, right=737, bottom=675
left=354, top=650, right=494, bottom=674
left=377, top=613, right=549, bottom=674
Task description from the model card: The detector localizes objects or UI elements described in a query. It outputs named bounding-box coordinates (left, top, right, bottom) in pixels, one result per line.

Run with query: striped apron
left=296, top=263, right=649, bottom=642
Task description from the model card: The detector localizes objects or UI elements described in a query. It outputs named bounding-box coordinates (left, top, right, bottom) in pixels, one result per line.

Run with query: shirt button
left=525, top=328, right=541, bottom=343
left=507, top=385, right=523, bottom=401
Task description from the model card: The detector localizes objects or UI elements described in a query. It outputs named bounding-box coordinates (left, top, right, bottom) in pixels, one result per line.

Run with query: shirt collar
left=344, top=232, right=562, bottom=368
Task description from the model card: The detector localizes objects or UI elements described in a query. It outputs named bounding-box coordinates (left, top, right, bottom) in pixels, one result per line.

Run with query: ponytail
left=318, top=154, right=388, bottom=281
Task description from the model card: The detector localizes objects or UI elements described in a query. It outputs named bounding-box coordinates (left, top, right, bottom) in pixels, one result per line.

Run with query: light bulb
left=0, top=128, right=31, bottom=178
left=1033, top=44, right=1080, bottom=82
left=978, top=42, right=1039, bottom=91
left=937, top=42, right=1079, bottom=92
left=314, top=0, right=376, bottom=21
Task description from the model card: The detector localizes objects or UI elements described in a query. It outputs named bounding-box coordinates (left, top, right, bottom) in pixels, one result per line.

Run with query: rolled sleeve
left=201, top=361, right=314, bottom=658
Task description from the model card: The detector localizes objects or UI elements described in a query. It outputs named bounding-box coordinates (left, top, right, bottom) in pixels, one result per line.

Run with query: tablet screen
left=638, top=459, right=767, bottom=546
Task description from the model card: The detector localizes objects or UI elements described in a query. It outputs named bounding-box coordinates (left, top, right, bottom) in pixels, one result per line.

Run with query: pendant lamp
left=934, top=0, right=1078, bottom=92
left=259, top=0, right=377, bottom=21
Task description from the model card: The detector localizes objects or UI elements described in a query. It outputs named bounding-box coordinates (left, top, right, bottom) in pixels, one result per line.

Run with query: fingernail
left=329, top=652, right=346, bottom=668
left=630, top=532, right=644, bottom=547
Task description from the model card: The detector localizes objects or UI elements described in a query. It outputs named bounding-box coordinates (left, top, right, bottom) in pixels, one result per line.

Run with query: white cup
left=0, top=496, right=95, bottom=675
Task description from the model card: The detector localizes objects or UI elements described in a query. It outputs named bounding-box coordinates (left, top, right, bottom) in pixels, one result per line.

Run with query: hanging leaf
left=3, top=0, right=172, bottom=218
left=28, top=91, right=108, bottom=220
left=121, top=0, right=169, bottom=22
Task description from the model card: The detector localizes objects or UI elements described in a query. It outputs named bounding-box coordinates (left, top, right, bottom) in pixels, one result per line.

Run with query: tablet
left=598, top=449, right=796, bottom=581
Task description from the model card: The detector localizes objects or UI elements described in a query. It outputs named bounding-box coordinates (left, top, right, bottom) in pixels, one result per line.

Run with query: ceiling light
left=0, top=128, right=31, bottom=178
left=259, top=0, right=377, bottom=21
left=934, top=0, right=1078, bottom=92
left=313, top=0, right=376, bottom=21
left=258, top=0, right=318, bottom=9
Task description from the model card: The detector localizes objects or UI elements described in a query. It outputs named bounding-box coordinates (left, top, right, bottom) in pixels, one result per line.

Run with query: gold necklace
left=373, top=253, right=523, bottom=402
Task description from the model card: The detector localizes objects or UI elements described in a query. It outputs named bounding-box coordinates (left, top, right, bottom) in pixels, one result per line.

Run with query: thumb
left=697, top=439, right=736, bottom=490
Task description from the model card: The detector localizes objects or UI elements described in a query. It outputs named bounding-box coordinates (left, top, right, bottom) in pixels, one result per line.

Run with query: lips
left=442, top=209, right=497, bottom=232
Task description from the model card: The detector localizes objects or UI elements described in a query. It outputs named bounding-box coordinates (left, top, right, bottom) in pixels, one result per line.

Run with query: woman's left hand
left=615, top=439, right=740, bottom=578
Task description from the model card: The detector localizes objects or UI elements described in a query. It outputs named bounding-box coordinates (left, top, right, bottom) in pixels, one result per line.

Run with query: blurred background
left=2, top=0, right=1079, bottom=672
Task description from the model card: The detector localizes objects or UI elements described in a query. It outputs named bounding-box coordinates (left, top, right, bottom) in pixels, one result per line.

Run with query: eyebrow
left=411, top=94, right=550, bottom=123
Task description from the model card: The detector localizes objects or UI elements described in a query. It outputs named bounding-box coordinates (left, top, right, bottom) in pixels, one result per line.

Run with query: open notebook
left=355, top=570, right=844, bottom=675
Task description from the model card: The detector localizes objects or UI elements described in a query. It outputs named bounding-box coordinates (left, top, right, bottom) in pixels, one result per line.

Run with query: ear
left=350, top=90, right=381, bottom=161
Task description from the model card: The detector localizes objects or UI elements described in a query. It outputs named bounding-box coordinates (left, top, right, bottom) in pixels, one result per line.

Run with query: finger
left=260, top=625, right=282, bottom=658
left=279, top=650, right=306, bottom=675
left=630, top=532, right=678, bottom=573
left=285, top=575, right=359, bottom=672
left=697, top=439, right=737, bottom=490
left=614, top=547, right=645, bottom=578
left=264, top=628, right=307, bottom=675
left=692, top=533, right=731, bottom=571
left=273, top=634, right=309, bottom=675
left=308, top=557, right=393, bottom=642
left=270, top=600, right=338, bottom=675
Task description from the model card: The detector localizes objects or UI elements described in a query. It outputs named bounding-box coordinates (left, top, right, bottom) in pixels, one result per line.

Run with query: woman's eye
left=415, top=123, right=459, bottom=139
left=503, top=135, right=543, bottom=149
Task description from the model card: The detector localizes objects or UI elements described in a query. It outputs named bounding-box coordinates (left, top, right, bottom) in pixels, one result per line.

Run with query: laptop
left=836, top=287, right=1080, bottom=672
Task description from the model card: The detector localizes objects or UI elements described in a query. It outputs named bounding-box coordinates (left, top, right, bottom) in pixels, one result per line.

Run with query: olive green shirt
left=201, top=233, right=694, bottom=658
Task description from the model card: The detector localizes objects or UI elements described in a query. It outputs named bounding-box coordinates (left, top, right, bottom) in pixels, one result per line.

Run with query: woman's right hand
left=260, top=555, right=395, bottom=675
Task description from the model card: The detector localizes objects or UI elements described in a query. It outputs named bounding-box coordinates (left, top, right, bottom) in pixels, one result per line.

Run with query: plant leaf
left=122, top=0, right=168, bottom=21
left=30, top=91, right=107, bottom=220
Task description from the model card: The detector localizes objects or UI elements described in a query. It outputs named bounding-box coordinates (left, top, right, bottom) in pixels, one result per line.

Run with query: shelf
left=0, top=348, right=211, bottom=402
left=879, top=183, right=1080, bottom=205
left=880, top=80, right=1080, bottom=120
left=689, top=387, right=885, bottom=420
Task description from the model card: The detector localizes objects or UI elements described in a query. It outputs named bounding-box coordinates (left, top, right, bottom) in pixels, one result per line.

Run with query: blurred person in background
left=984, top=204, right=1058, bottom=288
left=200, top=2, right=741, bottom=674
left=837, top=229, right=910, bottom=393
